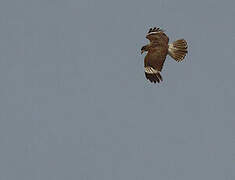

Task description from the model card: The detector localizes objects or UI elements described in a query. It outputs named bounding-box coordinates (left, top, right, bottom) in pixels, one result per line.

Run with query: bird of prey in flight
left=141, top=27, right=188, bottom=83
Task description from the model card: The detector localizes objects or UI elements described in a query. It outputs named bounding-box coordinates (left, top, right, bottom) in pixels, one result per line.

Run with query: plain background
left=0, top=0, right=235, bottom=179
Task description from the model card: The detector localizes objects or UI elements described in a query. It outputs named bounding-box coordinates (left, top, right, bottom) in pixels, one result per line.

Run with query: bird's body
left=141, top=27, right=188, bottom=83
left=144, top=44, right=168, bottom=71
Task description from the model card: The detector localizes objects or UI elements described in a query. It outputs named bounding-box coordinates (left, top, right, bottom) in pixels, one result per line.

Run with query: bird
left=141, top=27, right=188, bottom=83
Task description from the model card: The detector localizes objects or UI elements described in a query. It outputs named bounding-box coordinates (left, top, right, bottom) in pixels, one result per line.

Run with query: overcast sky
left=0, top=0, right=235, bottom=179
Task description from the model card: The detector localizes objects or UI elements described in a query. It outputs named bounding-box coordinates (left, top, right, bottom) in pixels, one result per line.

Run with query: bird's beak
left=141, top=50, right=144, bottom=54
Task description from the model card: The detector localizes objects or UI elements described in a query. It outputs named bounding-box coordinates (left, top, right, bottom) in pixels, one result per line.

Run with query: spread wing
left=144, top=46, right=168, bottom=83
left=146, top=28, right=169, bottom=45
left=143, top=27, right=169, bottom=83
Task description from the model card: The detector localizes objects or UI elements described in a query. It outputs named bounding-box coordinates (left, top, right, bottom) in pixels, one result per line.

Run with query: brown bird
left=141, top=27, right=188, bottom=83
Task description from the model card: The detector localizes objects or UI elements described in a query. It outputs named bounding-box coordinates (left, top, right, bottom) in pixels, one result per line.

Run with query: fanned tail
left=168, top=39, right=188, bottom=62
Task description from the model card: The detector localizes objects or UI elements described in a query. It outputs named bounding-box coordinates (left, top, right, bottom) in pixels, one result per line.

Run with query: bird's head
left=141, top=45, right=149, bottom=54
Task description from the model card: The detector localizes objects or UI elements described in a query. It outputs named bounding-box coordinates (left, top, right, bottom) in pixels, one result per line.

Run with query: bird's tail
left=168, top=39, right=188, bottom=62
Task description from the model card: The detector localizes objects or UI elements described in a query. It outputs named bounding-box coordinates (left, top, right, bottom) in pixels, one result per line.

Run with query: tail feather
left=168, top=39, right=188, bottom=62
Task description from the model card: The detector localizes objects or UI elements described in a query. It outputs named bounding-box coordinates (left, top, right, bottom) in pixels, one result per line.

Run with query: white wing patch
left=145, top=66, right=159, bottom=74
left=147, top=32, right=161, bottom=35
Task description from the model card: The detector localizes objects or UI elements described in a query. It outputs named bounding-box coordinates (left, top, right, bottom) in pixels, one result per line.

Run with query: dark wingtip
left=145, top=72, right=163, bottom=83
left=148, top=28, right=153, bottom=33
left=148, top=27, right=165, bottom=34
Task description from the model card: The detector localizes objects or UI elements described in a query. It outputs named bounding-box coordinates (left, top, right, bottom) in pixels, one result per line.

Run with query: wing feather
left=146, top=31, right=169, bottom=45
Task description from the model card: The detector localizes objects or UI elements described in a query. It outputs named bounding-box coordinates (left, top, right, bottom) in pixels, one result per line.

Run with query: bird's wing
left=144, top=46, right=168, bottom=83
left=146, top=31, right=169, bottom=45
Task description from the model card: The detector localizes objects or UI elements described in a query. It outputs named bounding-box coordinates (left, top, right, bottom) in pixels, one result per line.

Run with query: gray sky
left=0, top=0, right=235, bottom=179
